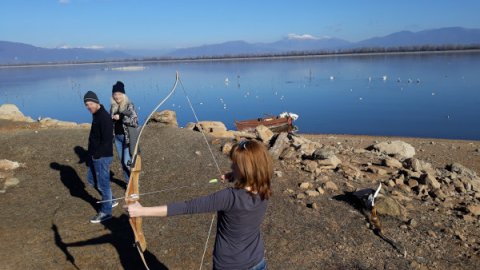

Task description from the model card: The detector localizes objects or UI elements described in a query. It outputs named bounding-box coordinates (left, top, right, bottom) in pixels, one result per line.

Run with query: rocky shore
left=0, top=103, right=479, bottom=269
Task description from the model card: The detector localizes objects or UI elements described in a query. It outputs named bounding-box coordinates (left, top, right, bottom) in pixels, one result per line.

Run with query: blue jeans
left=87, top=156, right=113, bottom=215
left=250, top=258, right=267, bottom=270
left=114, top=134, right=131, bottom=182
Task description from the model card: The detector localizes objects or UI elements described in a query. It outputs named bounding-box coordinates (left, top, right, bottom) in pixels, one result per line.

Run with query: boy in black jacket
left=84, top=91, right=115, bottom=223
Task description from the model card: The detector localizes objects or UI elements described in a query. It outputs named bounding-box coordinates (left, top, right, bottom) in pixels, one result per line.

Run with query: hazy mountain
left=356, top=27, right=480, bottom=48
left=1, top=27, right=479, bottom=64
left=0, top=41, right=130, bottom=64
left=168, top=27, right=480, bottom=57
left=169, top=37, right=352, bottom=57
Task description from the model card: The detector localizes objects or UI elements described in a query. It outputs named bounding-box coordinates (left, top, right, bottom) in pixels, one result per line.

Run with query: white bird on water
left=382, top=75, right=388, bottom=81
left=330, top=76, right=335, bottom=80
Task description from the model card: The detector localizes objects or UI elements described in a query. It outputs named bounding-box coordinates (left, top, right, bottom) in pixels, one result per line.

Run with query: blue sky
left=1, top=0, right=479, bottom=50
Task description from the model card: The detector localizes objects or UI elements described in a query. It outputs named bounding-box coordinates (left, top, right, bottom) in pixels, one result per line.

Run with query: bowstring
left=178, top=76, right=222, bottom=270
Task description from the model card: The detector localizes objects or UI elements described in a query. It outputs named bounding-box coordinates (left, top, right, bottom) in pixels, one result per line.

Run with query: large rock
left=255, top=125, right=274, bottom=143
left=317, top=155, right=341, bottom=170
left=299, top=141, right=322, bottom=156
left=447, top=163, right=480, bottom=191
left=447, top=163, right=478, bottom=179
left=269, top=132, right=291, bottom=159
left=197, top=121, right=227, bottom=132
left=419, top=173, right=441, bottom=189
left=404, top=158, right=435, bottom=174
left=375, top=196, right=407, bottom=217
left=0, top=104, right=34, bottom=122
left=467, top=204, right=480, bottom=216
left=150, top=110, right=178, bottom=127
left=370, top=141, right=416, bottom=159
left=0, top=159, right=24, bottom=171
left=39, top=118, right=78, bottom=128
left=382, top=157, right=403, bottom=169
left=209, top=130, right=235, bottom=139
left=313, top=149, right=335, bottom=160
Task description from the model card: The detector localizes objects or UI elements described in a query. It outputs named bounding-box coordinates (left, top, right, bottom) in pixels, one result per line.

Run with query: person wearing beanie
left=110, top=81, right=138, bottom=183
left=84, top=91, right=115, bottom=223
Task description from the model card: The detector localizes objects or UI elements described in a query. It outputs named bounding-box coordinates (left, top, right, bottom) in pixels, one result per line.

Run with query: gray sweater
left=168, top=187, right=267, bottom=270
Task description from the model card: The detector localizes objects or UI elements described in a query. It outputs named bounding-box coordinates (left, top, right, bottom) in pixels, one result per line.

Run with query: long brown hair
left=229, top=140, right=273, bottom=200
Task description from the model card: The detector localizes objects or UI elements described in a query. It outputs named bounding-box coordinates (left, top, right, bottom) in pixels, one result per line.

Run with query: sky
left=1, top=0, right=480, bottom=50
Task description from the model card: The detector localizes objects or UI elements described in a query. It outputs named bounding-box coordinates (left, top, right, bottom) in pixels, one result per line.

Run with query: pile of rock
left=363, top=141, right=480, bottom=219
left=0, top=159, right=25, bottom=193
left=269, top=132, right=342, bottom=177
left=149, top=110, right=178, bottom=127
left=0, top=104, right=34, bottom=122
left=0, top=103, right=90, bottom=129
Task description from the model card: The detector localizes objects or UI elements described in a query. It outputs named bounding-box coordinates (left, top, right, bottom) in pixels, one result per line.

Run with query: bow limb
left=125, top=72, right=179, bottom=270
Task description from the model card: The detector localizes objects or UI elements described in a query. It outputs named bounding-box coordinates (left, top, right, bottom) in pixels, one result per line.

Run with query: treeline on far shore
left=2, top=44, right=480, bottom=67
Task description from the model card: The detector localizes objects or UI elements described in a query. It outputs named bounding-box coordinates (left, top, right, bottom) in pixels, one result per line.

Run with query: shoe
left=112, top=201, right=119, bottom=208
left=90, top=212, right=112, bottom=224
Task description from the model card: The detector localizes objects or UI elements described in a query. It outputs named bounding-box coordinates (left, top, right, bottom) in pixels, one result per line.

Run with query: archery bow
left=125, top=71, right=179, bottom=270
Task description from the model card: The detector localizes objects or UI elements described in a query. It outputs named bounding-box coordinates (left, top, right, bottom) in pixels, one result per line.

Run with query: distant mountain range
left=0, top=41, right=129, bottom=64
left=1, top=27, right=480, bottom=64
left=169, top=27, right=480, bottom=57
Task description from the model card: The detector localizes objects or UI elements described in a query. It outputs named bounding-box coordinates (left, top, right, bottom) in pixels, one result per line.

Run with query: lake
left=0, top=52, right=479, bottom=140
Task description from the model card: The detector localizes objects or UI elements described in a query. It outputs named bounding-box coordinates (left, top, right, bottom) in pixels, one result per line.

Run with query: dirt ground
left=0, top=121, right=479, bottom=269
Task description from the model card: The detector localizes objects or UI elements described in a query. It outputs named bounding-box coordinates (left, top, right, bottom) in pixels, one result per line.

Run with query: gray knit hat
left=84, top=91, right=99, bottom=104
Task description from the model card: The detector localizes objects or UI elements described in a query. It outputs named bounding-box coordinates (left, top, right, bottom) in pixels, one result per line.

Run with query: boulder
left=255, top=125, right=274, bottom=143
left=467, top=204, right=480, bottom=216
left=197, top=121, right=227, bottom=132
left=367, top=166, right=387, bottom=176
left=299, top=182, right=311, bottom=189
left=447, top=163, right=478, bottom=180
left=370, top=140, right=416, bottom=159
left=382, top=157, right=403, bottom=169
left=302, top=160, right=318, bottom=173
left=150, top=110, right=178, bottom=127
left=323, top=181, right=339, bottom=191
left=312, top=149, right=335, bottom=160
left=269, top=132, right=291, bottom=159
left=39, top=118, right=78, bottom=128
left=299, top=142, right=322, bottom=156
left=375, top=196, right=407, bottom=218
left=404, top=158, right=435, bottom=174
left=0, top=104, right=34, bottom=122
left=317, top=155, right=341, bottom=170
left=305, top=190, right=320, bottom=197
left=279, top=147, right=299, bottom=160
left=0, top=159, right=24, bottom=171
left=419, top=173, right=441, bottom=189
left=209, top=130, right=235, bottom=139
left=184, top=122, right=196, bottom=130
left=339, top=163, right=361, bottom=179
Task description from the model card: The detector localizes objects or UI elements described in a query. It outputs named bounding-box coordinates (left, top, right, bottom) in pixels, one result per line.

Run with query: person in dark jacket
left=126, top=140, right=271, bottom=270
left=84, top=91, right=115, bottom=224
left=110, top=81, right=138, bottom=183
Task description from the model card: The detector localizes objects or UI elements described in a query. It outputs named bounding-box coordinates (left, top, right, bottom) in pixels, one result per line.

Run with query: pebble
left=407, top=218, right=417, bottom=227
left=427, top=230, right=437, bottom=238
left=323, top=181, right=339, bottom=191
left=305, top=190, right=320, bottom=197
left=299, top=182, right=311, bottom=189
left=307, top=202, right=319, bottom=209
left=296, top=193, right=306, bottom=199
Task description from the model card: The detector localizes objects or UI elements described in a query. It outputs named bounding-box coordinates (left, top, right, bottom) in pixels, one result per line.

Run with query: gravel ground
left=0, top=122, right=479, bottom=269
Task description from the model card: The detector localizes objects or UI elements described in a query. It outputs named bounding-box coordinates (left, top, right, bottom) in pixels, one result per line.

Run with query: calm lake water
left=1, top=53, right=479, bottom=140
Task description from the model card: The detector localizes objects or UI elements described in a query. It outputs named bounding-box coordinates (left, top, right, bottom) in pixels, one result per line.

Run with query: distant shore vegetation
left=2, top=44, right=480, bottom=67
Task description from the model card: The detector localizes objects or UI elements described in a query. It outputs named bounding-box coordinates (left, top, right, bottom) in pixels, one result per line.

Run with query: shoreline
left=1, top=49, right=480, bottom=69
